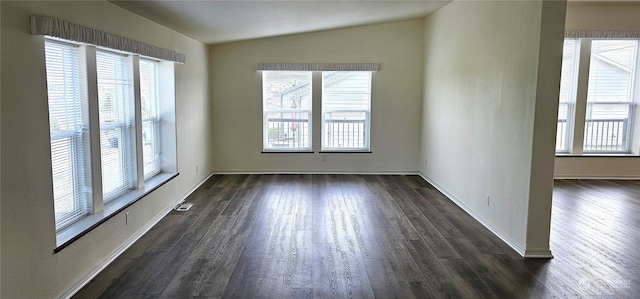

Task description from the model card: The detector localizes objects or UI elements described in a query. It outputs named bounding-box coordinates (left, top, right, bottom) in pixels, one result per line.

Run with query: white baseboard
left=213, top=170, right=419, bottom=175
left=524, top=249, right=554, bottom=258
left=418, top=173, right=533, bottom=258
left=554, top=175, right=640, bottom=180
left=58, top=172, right=214, bottom=299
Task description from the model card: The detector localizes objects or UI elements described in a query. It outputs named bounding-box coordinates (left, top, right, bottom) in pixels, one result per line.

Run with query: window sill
left=319, top=150, right=372, bottom=153
left=555, top=153, right=639, bottom=157
left=54, top=172, right=179, bottom=253
left=261, top=150, right=314, bottom=153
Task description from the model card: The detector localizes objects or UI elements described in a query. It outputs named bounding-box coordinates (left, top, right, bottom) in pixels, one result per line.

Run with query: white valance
left=30, top=15, right=185, bottom=64
left=256, top=63, right=379, bottom=72
left=566, top=30, right=640, bottom=39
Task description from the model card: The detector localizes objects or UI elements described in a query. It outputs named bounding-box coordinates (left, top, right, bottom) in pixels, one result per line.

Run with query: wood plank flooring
left=73, top=175, right=640, bottom=298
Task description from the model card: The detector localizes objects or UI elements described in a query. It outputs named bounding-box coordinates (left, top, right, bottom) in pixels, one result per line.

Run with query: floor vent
left=175, top=202, right=193, bottom=212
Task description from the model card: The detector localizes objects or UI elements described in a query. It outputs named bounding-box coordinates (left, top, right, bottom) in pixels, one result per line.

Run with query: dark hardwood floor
left=73, top=175, right=640, bottom=298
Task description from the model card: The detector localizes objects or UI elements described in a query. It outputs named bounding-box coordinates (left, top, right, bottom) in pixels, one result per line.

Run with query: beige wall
left=0, top=1, right=212, bottom=298
left=420, top=0, right=565, bottom=256
left=210, top=20, right=424, bottom=173
left=555, top=2, right=640, bottom=178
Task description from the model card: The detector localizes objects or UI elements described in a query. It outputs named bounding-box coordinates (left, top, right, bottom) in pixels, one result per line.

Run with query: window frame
left=260, top=69, right=375, bottom=154
left=261, top=71, right=313, bottom=152
left=556, top=39, right=580, bottom=153
left=139, top=58, right=162, bottom=179
left=44, top=37, right=178, bottom=250
left=96, top=49, right=135, bottom=201
left=321, top=71, right=372, bottom=152
left=45, top=39, right=93, bottom=231
left=556, top=38, right=640, bottom=155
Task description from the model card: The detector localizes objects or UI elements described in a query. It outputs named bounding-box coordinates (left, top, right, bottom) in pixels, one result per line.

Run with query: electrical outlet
left=196, top=164, right=199, bottom=172
left=125, top=212, right=130, bottom=225
left=322, top=155, right=327, bottom=162
left=486, top=195, right=491, bottom=206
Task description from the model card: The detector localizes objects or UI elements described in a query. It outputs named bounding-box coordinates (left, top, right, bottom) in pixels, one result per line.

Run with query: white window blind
left=96, top=50, right=134, bottom=199
left=321, top=71, right=372, bottom=151
left=262, top=71, right=312, bottom=151
left=584, top=40, right=638, bottom=152
left=45, top=40, right=92, bottom=231
left=139, top=59, right=161, bottom=178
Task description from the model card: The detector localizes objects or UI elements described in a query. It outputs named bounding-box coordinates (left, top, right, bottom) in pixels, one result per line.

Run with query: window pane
left=97, top=50, right=133, bottom=199
left=584, top=40, right=637, bottom=152
left=322, top=71, right=371, bottom=150
left=557, top=39, right=579, bottom=152
left=45, top=40, right=91, bottom=230
left=140, top=59, right=161, bottom=178
left=262, top=71, right=312, bottom=150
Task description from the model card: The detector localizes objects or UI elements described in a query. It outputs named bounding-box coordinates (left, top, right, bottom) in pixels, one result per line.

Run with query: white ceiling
left=110, top=0, right=452, bottom=44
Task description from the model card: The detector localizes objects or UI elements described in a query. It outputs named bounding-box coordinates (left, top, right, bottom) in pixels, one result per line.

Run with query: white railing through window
left=584, top=118, right=629, bottom=151
left=266, top=110, right=310, bottom=148
left=583, top=102, right=633, bottom=152
left=323, top=110, right=368, bottom=149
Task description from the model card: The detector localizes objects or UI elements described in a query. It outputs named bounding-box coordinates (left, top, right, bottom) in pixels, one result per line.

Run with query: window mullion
left=83, top=45, right=104, bottom=213
left=571, top=38, right=592, bottom=154
left=311, top=72, right=322, bottom=153
left=629, top=42, right=640, bottom=154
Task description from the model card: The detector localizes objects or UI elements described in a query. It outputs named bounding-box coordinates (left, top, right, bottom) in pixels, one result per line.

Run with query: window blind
left=45, top=40, right=92, bottom=230
left=96, top=50, right=134, bottom=200
left=587, top=40, right=637, bottom=105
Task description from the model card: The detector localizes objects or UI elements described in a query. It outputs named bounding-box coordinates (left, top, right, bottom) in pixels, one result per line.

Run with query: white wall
left=0, top=1, right=212, bottom=298
left=210, top=20, right=424, bottom=173
left=420, top=0, right=565, bottom=256
left=555, top=2, right=640, bottom=178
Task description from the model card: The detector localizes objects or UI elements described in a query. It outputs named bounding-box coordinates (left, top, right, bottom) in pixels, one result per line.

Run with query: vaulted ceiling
left=110, top=0, right=452, bottom=44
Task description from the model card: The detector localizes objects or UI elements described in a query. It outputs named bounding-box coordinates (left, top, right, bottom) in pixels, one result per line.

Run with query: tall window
left=584, top=40, right=637, bottom=152
left=44, top=38, right=176, bottom=233
left=96, top=50, right=133, bottom=199
left=557, top=39, right=579, bottom=152
left=556, top=38, right=640, bottom=154
left=322, top=71, right=371, bottom=151
left=140, top=59, right=161, bottom=178
left=45, top=41, right=91, bottom=231
left=262, top=71, right=312, bottom=151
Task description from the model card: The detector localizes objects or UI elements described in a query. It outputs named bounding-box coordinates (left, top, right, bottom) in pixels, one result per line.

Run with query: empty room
left=1, top=0, right=638, bottom=298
